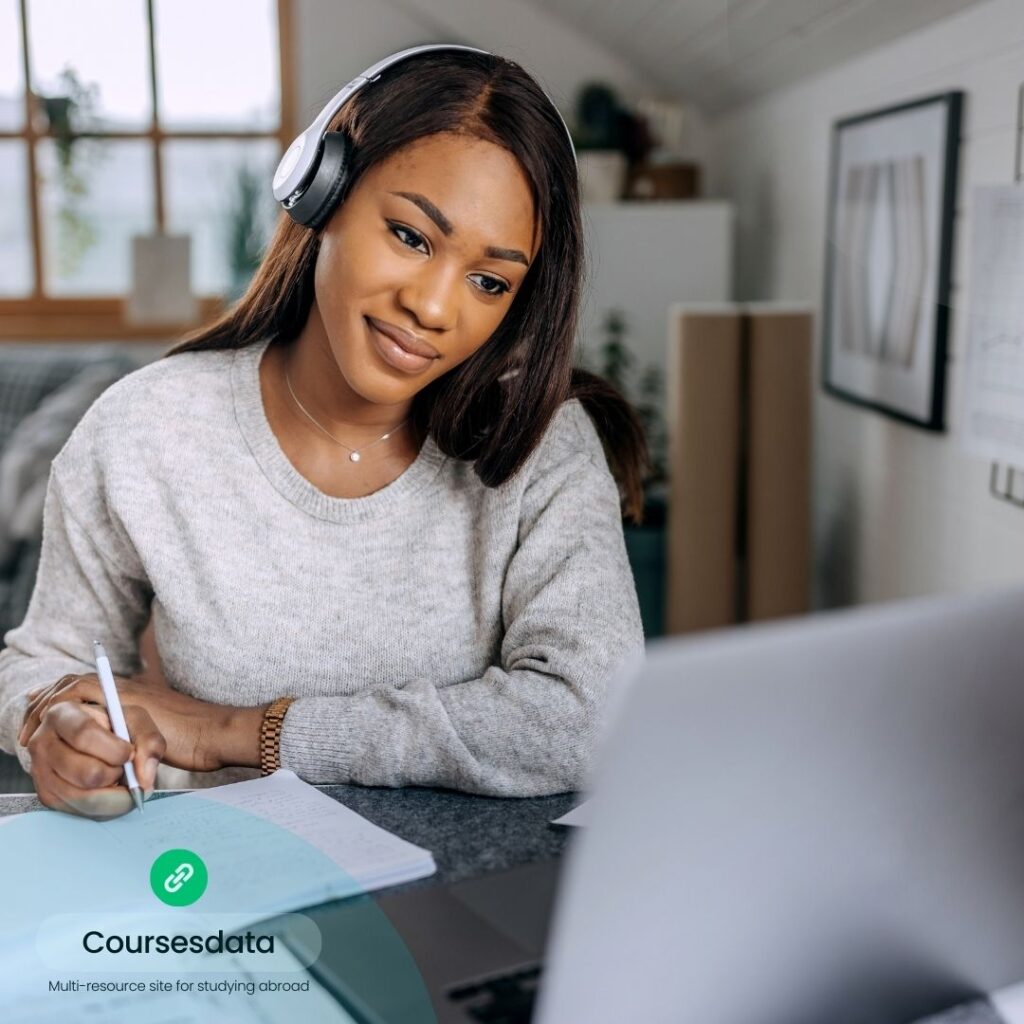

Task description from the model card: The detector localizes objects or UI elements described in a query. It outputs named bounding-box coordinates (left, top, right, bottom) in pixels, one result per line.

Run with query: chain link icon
left=152, top=849, right=207, bottom=906
left=163, top=862, right=196, bottom=894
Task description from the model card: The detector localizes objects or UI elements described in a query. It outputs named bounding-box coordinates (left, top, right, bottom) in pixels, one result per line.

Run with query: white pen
left=93, top=640, right=144, bottom=813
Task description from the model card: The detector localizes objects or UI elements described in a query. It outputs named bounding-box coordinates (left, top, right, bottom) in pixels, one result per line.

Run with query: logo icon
left=150, top=849, right=208, bottom=906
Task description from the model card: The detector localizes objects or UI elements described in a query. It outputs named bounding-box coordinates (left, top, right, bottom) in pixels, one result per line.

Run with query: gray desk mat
left=0, top=785, right=577, bottom=890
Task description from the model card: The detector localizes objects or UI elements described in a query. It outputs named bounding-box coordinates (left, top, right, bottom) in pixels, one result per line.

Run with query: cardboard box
left=666, top=306, right=741, bottom=634
left=664, top=304, right=813, bottom=633
left=744, top=305, right=813, bottom=622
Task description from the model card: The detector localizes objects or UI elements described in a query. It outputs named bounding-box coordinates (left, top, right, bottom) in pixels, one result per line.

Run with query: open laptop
left=292, top=584, right=1024, bottom=1023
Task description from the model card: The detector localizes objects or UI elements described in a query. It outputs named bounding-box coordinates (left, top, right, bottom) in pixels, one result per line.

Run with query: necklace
left=283, top=366, right=407, bottom=463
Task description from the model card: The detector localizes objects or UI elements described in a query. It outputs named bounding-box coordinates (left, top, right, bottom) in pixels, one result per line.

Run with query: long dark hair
left=167, top=49, right=649, bottom=521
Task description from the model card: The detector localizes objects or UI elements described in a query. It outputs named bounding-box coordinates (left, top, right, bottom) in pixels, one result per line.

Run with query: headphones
left=272, top=43, right=577, bottom=231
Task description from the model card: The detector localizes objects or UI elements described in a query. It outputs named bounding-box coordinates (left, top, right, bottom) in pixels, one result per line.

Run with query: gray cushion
left=0, top=343, right=165, bottom=643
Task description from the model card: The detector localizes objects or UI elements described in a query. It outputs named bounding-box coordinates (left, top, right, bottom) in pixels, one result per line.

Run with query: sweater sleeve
left=0, top=466, right=152, bottom=774
left=279, top=407, right=646, bottom=796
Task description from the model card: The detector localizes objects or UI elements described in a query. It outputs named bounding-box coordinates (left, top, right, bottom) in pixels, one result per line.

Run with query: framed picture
left=821, top=91, right=963, bottom=430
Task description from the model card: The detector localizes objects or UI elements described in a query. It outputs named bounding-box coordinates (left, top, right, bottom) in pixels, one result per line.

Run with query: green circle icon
left=150, top=849, right=208, bottom=906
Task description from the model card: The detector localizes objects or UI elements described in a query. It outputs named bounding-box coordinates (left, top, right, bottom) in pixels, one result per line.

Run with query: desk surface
left=0, top=787, right=1006, bottom=1024
left=0, top=784, right=577, bottom=891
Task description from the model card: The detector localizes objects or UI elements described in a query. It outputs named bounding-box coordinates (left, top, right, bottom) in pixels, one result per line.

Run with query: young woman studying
left=0, top=45, right=646, bottom=818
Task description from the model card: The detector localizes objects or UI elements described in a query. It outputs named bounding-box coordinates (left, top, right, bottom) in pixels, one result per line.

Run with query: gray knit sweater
left=0, top=337, right=644, bottom=795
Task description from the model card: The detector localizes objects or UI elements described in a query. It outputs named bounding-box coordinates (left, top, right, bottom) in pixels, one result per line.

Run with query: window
left=0, top=0, right=293, bottom=338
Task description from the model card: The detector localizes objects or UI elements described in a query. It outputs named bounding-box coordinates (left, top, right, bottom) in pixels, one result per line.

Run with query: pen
left=93, top=640, right=144, bottom=814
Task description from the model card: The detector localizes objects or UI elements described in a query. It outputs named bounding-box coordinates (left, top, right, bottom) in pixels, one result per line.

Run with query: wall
left=707, top=0, right=1024, bottom=609
left=293, top=0, right=674, bottom=128
left=579, top=201, right=733, bottom=380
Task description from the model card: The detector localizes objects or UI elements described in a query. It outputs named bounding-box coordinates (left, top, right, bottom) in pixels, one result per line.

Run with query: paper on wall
left=960, top=185, right=1024, bottom=467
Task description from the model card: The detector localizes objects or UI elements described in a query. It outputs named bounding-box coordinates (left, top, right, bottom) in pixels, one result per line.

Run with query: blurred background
left=1, top=0, right=1023, bottom=733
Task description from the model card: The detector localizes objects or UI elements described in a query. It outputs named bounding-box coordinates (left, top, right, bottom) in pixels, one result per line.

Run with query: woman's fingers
left=26, top=711, right=137, bottom=820
left=18, top=673, right=93, bottom=746
left=20, top=680, right=68, bottom=743
left=124, top=704, right=167, bottom=791
left=25, top=675, right=70, bottom=706
left=47, top=730, right=125, bottom=792
left=34, top=769, right=135, bottom=820
left=23, top=683, right=170, bottom=813
left=29, top=701, right=166, bottom=785
left=25, top=701, right=167, bottom=820
left=44, top=702, right=133, bottom=767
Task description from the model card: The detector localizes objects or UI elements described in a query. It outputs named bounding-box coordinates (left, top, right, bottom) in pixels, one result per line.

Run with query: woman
left=0, top=48, right=646, bottom=818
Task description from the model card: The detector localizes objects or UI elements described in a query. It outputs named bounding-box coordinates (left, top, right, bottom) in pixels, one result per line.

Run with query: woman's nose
left=398, top=262, right=459, bottom=333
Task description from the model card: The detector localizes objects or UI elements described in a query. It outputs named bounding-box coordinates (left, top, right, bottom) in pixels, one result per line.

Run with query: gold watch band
left=260, top=696, right=296, bottom=776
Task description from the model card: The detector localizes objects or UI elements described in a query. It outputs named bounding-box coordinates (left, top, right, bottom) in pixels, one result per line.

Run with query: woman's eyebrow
left=389, top=190, right=529, bottom=266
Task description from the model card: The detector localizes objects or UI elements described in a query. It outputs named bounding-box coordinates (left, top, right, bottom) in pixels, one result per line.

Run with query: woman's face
left=312, top=132, right=540, bottom=408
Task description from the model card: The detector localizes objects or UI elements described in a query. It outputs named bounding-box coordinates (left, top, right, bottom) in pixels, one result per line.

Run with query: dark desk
left=0, top=788, right=1007, bottom=1024
left=0, top=785, right=577, bottom=889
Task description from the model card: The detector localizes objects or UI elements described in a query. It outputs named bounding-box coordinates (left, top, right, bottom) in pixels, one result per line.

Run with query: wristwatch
left=259, top=696, right=296, bottom=776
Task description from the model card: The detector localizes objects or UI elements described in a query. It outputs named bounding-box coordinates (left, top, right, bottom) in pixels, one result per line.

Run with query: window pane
left=154, top=0, right=279, bottom=131
left=27, top=0, right=151, bottom=131
left=0, top=142, right=32, bottom=296
left=0, top=0, right=24, bottom=130
left=163, top=139, right=280, bottom=295
left=37, top=138, right=154, bottom=295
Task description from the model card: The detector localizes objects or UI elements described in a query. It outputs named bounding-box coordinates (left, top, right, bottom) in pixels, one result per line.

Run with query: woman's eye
left=389, top=223, right=428, bottom=253
left=469, top=274, right=510, bottom=297
left=388, top=222, right=509, bottom=296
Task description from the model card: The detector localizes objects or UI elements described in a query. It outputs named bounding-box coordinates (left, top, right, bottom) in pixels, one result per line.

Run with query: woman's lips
left=366, top=317, right=439, bottom=374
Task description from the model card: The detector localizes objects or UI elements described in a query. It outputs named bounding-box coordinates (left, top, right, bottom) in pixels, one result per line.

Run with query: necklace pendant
left=349, top=451, right=361, bottom=463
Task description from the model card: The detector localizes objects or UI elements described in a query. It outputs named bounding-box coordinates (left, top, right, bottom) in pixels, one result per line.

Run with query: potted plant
left=584, top=309, right=668, bottom=637
left=226, top=163, right=267, bottom=299
left=35, top=66, right=103, bottom=276
left=572, top=83, right=652, bottom=203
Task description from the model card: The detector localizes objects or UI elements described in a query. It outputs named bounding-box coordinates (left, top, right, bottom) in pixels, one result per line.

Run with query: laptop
left=291, top=585, right=1024, bottom=1023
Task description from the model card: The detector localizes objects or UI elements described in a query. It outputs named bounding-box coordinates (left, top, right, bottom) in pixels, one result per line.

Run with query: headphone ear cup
left=281, top=132, right=353, bottom=230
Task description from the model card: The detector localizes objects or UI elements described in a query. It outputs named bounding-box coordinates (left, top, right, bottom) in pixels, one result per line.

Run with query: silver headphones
left=272, top=43, right=577, bottom=231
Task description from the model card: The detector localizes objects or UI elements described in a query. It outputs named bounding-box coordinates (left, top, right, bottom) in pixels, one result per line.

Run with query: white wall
left=293, top=0, right=671, bottom=128
left=579, top=201, right=733, bottom=381
left=707, top=0, right=1024, bottom=609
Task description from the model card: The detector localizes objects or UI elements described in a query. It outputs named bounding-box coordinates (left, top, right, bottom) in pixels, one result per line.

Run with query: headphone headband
left=272, top=43, right=576, bottom=226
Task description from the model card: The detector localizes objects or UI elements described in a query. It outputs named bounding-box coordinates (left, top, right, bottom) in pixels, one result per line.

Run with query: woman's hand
left=19, top=697, right=165, bottom=820
left=18, top=673, right=228, bottom=778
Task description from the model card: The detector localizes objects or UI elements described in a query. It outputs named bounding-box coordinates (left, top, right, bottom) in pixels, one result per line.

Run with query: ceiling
left=524, top=0, right=987, bottom=111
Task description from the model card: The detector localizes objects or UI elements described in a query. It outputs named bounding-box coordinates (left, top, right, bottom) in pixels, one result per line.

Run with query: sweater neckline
left=231, top=337, right=448, bottom=523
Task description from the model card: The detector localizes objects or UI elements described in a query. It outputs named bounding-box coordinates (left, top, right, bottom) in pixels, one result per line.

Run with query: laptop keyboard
left=448, top=965, right=542, bottom=1023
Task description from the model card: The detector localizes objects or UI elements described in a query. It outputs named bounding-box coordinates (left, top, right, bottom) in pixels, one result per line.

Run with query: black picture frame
left=821, top=90, right=963, bottom=431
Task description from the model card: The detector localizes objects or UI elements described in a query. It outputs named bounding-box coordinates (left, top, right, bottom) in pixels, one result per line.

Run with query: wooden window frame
left=0, top=0, right=295, bottom=341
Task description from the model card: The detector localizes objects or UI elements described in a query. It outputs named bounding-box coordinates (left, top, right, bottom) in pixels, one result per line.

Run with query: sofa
left=0, top=342, right=166, bottom=790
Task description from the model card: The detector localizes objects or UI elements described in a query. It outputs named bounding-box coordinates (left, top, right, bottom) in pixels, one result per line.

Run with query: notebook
left=0, top=769, right=436, bottom=995
left=192, top=769, right=436, bottom=895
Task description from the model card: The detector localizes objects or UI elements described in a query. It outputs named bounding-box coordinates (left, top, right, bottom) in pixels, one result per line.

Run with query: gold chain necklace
left=283, top=367, right=407, bottom=463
